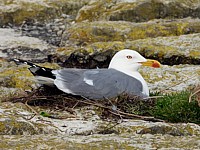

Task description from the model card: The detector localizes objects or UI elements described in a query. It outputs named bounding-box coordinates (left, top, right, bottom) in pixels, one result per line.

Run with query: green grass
left=120, top=91, right=200, bottom=124
left=99, top=90, right=200, bottom=124
left=150, top=91, right=200, bottom=124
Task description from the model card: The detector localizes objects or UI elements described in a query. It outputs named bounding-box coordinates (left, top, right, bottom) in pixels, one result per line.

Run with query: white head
left=108, top=49, right=161, bottom=97
left=108, top=49, right=147, bottom=71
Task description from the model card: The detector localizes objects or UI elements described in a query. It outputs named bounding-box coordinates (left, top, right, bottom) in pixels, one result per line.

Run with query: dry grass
left=189, top=85, right=200, bottom=107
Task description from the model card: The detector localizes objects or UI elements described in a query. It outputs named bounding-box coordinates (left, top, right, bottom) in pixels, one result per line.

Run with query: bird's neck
left=131, top=71, right=149, bottom=96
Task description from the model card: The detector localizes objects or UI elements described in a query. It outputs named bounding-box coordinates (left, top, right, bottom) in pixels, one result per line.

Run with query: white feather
left=83, top=78, right=94, bottom=86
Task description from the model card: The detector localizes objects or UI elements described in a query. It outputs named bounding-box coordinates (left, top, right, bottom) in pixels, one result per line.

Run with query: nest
left=9, top=85, right=164, bottom=122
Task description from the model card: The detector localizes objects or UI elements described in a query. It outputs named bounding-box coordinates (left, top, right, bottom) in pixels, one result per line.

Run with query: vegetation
left=121, top=91, right=200, bottom=124
left=150, top=91, right=200, bottom=124
left=8, top=86, right=200, bottom=124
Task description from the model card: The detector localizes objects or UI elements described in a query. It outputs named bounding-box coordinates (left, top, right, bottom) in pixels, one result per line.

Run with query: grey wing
left=52, top=69, right=103, bottom=98
left=87, top=69, right=145, bottom=98
left=52, top=68, right=145, bottom=99
left=52, top=68, right=88, bottom=94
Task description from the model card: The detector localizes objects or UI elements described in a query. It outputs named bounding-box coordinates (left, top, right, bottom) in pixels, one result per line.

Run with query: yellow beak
left=140, top=59, right=161, bottom=68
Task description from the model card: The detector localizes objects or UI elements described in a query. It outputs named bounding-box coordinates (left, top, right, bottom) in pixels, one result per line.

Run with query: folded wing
left=52, top=68, right=145, bottom=99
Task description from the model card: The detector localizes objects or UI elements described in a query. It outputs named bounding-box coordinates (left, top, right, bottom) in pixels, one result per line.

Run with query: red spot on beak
left=152, top=61, right=161, bottom=68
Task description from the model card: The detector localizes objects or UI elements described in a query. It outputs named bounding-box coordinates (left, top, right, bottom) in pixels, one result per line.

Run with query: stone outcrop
left=0, top=28, right=56, bottom=61
left=76, top=0, right=200, bottom=22
left=0, top=0, right=200, bottom=149
left=0, top=102, right=200, bottom=149
left=0, top=0, right=90, bottom=26
left=63, top=18, right=200, bottom=44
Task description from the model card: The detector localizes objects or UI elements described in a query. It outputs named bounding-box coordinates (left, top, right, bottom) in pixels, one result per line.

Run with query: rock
left=140, top=64, right=200, bottom=93
left=1, top=133, right=200, bottom=149
left=20, top=16, right=74, bottom=46
left=138, top=124, right=192, bottom=136
left=0, top=102, right=200, bottom=149
left=63, top=18, right=200, bottom=45
left=0, top=0, right=200, bottom=149
left=76, top=0, right=200, bottom=22
left=0, top=102, right=56, bottom=135
left=58, top=49, right=115, bottom=69
left=0, top=62, right=34, bottom=89
left=121, top=120, right=200, bottom=136
left=0, top=102, right=100, bottom=135
left=59, top=32, right=200, bottom=66
left=0, top=0, right=90, bottom=26
left=0, top=28, right=55, bottom=61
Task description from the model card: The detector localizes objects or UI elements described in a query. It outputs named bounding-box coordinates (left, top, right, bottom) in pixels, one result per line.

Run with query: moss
left=150, top=91, right=200, bottom=124
left=0, top=66, right=33, bottom=89
left=0, top=119, right=38, bottom=135
left=37, top=62, right=60, bottom=70
left=56, top=47, right=78, bottom=55
left=66, top=20, right=200, bottom=44
left=86, top=41, right=125, bottom=52
left=115, top=90, right=200, bottom=124
left=1, top=2, right=48, bottom=25
left=0, top=62, right=60, bottom=91
left=189, top=50, right=200, bottom=58
left=76, top=0, right=200, bottom=22
left=76, top=1, right=106, bottom=22
left=138, top=125, right=187, bottom=136
left=0, top=0, right=87, bottom=26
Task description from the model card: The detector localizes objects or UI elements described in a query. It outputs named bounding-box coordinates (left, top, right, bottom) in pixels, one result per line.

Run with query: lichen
left=60, top=30, right=200, bottom=65
left=0, top=66, right=33, bottom=89
left=65, top=19, right=200, bottom=45
left=0, top=62, right=59, bottom=90
left=0, top=0, right=89, bottom=26
left=76, top=0, right=200, bottom=22
left=189, top=50, right=200, bottom=58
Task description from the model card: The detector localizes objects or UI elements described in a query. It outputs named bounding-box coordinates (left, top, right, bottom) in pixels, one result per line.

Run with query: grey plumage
left=52, top=68, right=145, bottom=99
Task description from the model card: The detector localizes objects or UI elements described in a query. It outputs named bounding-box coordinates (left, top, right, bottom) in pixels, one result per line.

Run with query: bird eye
left=126, top=55, right=133, bottom=59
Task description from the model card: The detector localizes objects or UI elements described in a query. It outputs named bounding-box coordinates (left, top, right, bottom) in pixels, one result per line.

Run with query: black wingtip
left=11, top=58, right=21, bottom=65
left=12, top=58, right=40, bottom=67
left=12, top=58, right=55, bottom=79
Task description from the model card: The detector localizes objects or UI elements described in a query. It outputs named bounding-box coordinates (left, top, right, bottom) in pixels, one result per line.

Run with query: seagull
left=13, top=49, right=161, bottom=99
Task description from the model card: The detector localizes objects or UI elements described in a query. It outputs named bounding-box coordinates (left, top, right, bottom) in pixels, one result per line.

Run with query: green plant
left=150, top=91, right=200, bottom=124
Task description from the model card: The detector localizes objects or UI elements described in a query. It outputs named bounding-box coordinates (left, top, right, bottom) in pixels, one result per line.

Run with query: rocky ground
left=0, top=0, right=200, bottom=149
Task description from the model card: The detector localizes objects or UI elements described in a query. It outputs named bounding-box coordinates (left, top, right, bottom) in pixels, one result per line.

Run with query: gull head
left=109, top=49, right=161, bottom=72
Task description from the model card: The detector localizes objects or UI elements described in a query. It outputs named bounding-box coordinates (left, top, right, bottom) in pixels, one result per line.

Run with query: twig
left=105, top=97, right=123, bottom=120
left=71, top=96, right=164, bottom=122
left=109, top=109, right=164, bottom=122
left=25, top=99, right=38, bottom=115
left=24, top=114, right=36, bottom=120
left=189, top=88, right=200, bottom=103
left=67, top=97, right=110, bottom=110
left=143, top=95, right=164, bottom=100
left=18, top=113, right=36, bottom=120
left=72, top=101, right=80, bottom=109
